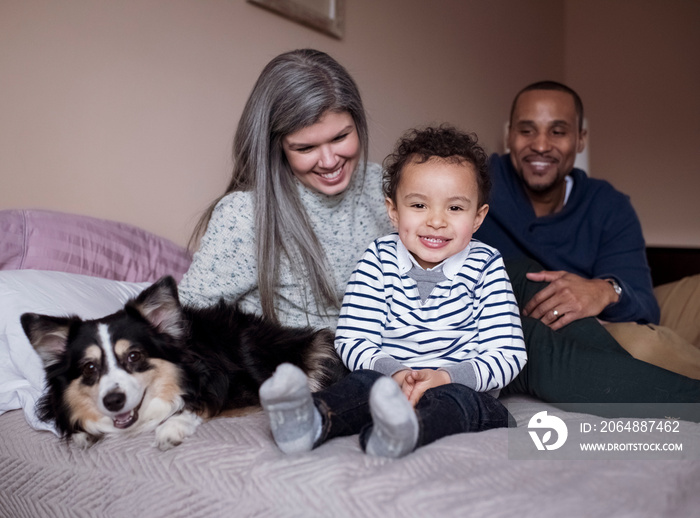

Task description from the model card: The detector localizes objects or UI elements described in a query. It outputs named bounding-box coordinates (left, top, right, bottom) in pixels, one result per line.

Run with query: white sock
left=365, top=376, right=419, bottom=458
left=259, top=363, right=321, bottom=454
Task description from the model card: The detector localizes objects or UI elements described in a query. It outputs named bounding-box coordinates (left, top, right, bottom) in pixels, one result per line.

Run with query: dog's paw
left=154, top=410, right=202, bottom=451
left=140, top=396, right=185, bottom=433
left=72, top=432, right=99, bottom=449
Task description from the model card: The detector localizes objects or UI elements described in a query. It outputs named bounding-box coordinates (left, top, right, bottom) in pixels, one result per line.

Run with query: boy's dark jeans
left=312, top=370, right=510, bottom=452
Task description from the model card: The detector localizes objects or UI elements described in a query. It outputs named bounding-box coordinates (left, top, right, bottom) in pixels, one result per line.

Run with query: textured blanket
left=1, top=395, right=698, bottom=518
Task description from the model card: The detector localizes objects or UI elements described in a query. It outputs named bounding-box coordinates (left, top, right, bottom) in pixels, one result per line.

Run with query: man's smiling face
left=507, top=89, right=587, bottom=196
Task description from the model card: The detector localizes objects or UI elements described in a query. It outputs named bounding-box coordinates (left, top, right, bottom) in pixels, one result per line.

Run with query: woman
left=179, top=49, right=391, bottom=329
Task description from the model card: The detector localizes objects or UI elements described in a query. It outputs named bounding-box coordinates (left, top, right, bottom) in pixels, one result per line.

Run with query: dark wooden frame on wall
left=248, top=0, right=345, bottom=39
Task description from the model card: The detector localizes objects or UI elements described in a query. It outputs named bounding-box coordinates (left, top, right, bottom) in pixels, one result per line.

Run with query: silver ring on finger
left=552, top=309, right=560, bottom=319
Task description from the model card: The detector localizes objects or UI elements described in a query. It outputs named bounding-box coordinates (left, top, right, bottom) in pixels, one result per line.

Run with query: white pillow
left=0, top=270, right=149, bottom=433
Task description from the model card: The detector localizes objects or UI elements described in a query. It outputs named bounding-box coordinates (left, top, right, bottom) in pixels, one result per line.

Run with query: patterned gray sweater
left=178, top=162, right=392, bottom=330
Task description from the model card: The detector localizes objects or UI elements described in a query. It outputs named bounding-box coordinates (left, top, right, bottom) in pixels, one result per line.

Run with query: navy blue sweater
left=475, top=153, right=659, bottom=324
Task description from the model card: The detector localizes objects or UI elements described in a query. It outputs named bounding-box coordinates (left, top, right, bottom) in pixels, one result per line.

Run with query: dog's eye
left=80, top=361, right=100, bottom=385
left=127, top=351, right=143, bottom=363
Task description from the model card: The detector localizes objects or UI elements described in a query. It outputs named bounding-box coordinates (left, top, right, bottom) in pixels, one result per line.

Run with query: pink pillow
left=0, top=209, right=192, bottom=283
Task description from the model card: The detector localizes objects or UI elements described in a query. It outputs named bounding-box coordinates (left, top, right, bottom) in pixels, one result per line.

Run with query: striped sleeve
left=443, top=249, right=526, bottom=391
left=334, top=240, right=398, bottom=372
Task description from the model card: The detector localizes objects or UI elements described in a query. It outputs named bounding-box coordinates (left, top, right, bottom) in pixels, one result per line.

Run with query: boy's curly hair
left=382, top=125, right=491, bottom=207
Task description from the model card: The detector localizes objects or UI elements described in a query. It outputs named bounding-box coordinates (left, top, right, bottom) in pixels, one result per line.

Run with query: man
left=478, top=81, right=661, bottom=328
left=473, top=81, right=700, bottom=412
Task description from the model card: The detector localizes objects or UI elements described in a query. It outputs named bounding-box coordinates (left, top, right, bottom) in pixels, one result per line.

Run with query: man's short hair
left=510, top=81, right=584, bottom=132
left=382, top=125, right=491, bottom=207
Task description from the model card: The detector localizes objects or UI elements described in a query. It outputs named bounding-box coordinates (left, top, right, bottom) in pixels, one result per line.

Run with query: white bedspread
left=1, top=395, right=698, bottom=517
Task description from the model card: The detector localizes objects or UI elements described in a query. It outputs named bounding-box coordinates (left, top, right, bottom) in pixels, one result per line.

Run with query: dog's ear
left=21, top=313, right=74, bottom=367
left=131, top=276, right=186, bottom=339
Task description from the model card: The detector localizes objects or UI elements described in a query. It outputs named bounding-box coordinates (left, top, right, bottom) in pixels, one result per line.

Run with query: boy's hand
left=391, top=369, right=414, bottom=399
left=403, top=369, right=451, bottom=406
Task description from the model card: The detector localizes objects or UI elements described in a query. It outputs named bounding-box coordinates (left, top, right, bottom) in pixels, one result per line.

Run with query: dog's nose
left=103, top=391, right=126, bottom=412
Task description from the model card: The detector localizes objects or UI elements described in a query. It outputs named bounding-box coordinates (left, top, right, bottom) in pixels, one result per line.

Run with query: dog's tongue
left=113, top=410, right=137, bottom=429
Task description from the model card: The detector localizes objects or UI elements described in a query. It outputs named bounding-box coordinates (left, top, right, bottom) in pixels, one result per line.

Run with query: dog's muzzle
left=104, top=390, right=142, bottom=429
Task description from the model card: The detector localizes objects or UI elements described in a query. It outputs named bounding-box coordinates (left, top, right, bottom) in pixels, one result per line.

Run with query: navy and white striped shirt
left=335, top=234, right=526, bottom=393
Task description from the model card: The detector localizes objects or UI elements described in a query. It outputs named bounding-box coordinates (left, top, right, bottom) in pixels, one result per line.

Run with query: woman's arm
left=178, top=192, right=257, bottom=307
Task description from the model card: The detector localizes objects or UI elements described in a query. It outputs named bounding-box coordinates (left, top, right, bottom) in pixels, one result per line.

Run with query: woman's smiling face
left=282, top=111, right=360, bottom=196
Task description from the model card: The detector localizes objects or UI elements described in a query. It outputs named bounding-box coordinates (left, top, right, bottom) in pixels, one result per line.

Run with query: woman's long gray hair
left=190, top=49, right=369, bottom=322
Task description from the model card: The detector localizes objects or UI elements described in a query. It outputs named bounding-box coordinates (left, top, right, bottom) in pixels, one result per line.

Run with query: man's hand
left=401, top=369, right=451, bottom=406
left=522, top=270, right=619, bottom=330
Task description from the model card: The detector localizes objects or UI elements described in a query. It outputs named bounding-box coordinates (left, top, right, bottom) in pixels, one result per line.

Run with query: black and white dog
left=21, top=276, right=346, bottom=450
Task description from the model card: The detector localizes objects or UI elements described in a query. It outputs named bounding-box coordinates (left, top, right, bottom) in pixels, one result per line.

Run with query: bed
left=1, top=209, right=699, bottom=517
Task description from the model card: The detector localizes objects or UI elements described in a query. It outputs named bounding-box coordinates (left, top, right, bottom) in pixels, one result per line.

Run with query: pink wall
left=0, top=0, right=563, bottom=246
left=565, top=0, right=700, bottom=246
left=3, top=1, right=696, bottom=248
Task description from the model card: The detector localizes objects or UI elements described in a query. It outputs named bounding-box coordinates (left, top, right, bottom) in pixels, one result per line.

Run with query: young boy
left=260, top=126, right=526, bottom=458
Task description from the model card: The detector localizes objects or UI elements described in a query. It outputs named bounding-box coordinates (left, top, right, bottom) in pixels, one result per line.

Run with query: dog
left=21, top=275, right=347, bottom=450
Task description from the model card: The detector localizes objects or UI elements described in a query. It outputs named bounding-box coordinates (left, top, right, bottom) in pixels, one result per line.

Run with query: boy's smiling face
left=385, top=156, right=488, bottom=270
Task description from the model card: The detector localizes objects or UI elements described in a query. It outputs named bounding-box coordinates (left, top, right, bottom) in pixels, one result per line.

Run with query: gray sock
left=365, top=376, right=419, bottom=458
left=259, top=363, right=322, bottom=454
